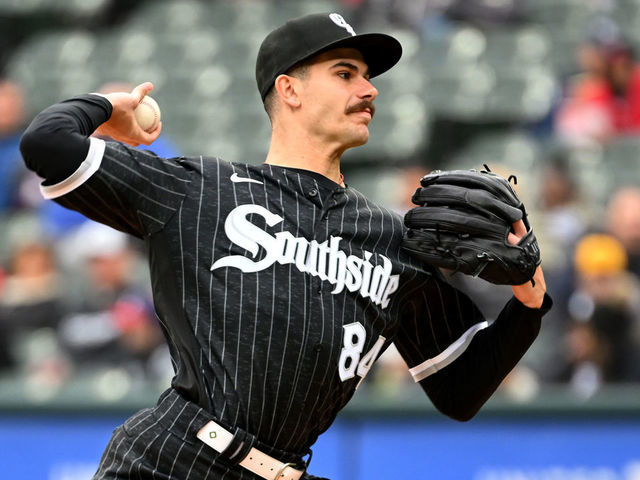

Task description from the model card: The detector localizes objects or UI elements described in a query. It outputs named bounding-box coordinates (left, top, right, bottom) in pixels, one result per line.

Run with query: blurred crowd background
left=1, top=0, right=640, bottom=407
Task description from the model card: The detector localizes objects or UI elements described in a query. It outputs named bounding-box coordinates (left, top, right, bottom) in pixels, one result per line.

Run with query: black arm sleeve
left=420, top=294, right=552, bottom=421
left=18, top=94, right=191, bottom=238
left=19, top=94, right=112, bottom=183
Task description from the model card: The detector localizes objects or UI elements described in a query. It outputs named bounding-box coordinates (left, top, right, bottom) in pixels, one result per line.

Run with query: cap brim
left=309, top=32, right=403, bottom=79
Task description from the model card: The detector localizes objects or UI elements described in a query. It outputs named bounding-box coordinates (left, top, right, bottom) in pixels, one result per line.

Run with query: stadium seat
left=526, top=0, right=594, bottom=37
left=603, top=136, right=640, bottom=191
left=562, top=144, right=611, bottom=205
left=483, top=27, right=551, bottom=71
left=125, top=0, right=211, bottom=33
left=449, top=131, right=541, bottom=173
left=0, top=0, right=110, bottom=20
left=425, top=63, right=494, bottom=120
left=6, top=30, right=98, bottom=115
left=485, top=66, right=557, bottom=122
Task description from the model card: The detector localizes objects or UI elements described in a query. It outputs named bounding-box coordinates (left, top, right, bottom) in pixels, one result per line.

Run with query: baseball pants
left=92, top=388, right=326, bottom=480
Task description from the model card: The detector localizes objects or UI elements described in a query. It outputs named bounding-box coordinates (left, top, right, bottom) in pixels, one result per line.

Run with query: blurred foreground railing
left=0, top=372, right=638, bottom=417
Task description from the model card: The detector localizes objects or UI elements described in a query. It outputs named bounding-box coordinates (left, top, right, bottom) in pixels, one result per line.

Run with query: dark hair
left=263, top=62, right=310, bottom=121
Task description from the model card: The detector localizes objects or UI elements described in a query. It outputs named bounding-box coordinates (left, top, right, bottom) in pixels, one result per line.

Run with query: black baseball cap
left=256, top=13, right=403, bottom=100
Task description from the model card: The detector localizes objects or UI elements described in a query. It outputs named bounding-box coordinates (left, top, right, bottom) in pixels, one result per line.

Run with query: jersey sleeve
left=41, top=138, right=192, bottom=238
left=393, top=277, right=489, bottom=383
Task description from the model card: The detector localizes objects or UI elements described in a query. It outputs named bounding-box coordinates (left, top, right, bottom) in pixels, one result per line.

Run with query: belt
left=197, top=420, right=305, bottom=480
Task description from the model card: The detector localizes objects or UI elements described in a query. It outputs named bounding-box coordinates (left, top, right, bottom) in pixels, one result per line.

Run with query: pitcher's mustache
left=346, top=101, right=375, bottom=118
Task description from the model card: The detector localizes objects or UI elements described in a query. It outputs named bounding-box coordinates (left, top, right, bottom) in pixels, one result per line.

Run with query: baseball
left=135, top=95, right=161, bottom=132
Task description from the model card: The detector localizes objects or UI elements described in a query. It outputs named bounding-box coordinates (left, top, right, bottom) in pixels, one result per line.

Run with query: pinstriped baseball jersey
left=45, top=137, right=488, bottom=455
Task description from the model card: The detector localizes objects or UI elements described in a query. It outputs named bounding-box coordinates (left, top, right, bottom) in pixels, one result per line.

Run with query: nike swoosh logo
left=230, top=173, right=263, bottom=185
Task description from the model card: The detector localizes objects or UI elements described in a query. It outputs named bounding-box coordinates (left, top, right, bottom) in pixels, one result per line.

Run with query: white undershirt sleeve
left=408, top=320, right=489, bottom=382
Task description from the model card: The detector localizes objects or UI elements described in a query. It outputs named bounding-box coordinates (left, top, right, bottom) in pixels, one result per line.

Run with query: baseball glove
left=402, top=165, right=541, bottom=285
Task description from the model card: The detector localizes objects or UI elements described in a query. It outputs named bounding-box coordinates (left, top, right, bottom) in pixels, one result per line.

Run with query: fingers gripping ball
left=402, top=165, right=541, bottom=286
left=135, top=95, right=161, bottom=132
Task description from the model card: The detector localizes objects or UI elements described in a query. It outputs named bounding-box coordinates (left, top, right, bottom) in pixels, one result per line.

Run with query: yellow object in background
left=574, top=233, right=628, bottom=276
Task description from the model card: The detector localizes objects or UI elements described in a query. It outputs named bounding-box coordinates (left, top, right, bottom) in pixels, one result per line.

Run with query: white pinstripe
left=108, top=155, right=185, bottom=196
left=184, top=443, right=206, bottom=479
left=228, top=164, right=244, bottom=429
left=166, top=413, right=201, bottom=478
left=80, top=179, right=141, bottom=234
left=102, top=169, right=177, bottom=210
left=193, top=156, right=205, bottom=336
left=267, top=172, right=296, bottom=436
left=358, top=194, right=384, bottom=342
left=147, top=431, right=171, bottom=478
left=112, top=398, right=180, bottom=476
left=140, top=161, right=191, bottom=182
left=178, top=206, right=186, bottom=307
left=243, top=164, right=260, bottom=428
left=207, top=158, right=223, bottom=365
left=139, top=209, right=167, bottom=227
left=434, top=281, right=453, bottom=341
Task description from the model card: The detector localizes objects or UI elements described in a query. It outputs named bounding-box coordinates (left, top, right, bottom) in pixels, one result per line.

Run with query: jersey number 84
left=338, top=322, right=386, bottom=387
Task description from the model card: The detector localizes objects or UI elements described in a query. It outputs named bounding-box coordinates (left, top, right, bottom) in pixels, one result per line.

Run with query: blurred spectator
left=556, top=38, right=640, bottom=144
left=606, top=42, right=640, bottom=133
left=539, top=162, right=580, bottom=224
left=555, top=37, right=616, bottom=145
left=606, top=187, right=640, bottom=276
left=56, top=222, right=167, bottom=381
left=562, top=234, right=640, bottom=396
left=0, top=240, right=69, bottom=377
left=0, top=78, right=27, bottom=211
left=536, top=156, right=588, bottom=268
left=504, top=156, right=593, bottom=384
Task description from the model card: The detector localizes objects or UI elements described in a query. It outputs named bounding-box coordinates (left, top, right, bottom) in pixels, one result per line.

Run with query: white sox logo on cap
left=255, top=13, right=401, bottom=100
left=329, top=13, right=356, bottom=36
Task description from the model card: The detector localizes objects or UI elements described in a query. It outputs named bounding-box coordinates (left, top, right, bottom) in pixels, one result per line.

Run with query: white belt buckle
left=196, top=421, right=305, bottom=480
left=196, top=420, right=234, bottom=453
left=274, top=462, right=298, bottom=480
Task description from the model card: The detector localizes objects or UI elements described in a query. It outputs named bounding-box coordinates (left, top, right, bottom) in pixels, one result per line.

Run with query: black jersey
left=43, top=138, right=490, bottom=454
